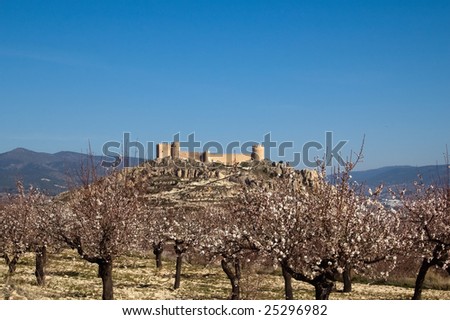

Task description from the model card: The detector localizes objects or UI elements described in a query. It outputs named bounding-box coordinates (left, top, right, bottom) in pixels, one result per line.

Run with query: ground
left=1, top=250, right=449, bottom=300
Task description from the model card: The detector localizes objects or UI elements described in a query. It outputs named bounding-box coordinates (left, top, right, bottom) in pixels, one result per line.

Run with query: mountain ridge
left=0, top=148, right=109, bottom=195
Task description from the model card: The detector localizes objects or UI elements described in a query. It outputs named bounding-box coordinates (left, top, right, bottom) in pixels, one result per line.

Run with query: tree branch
left=280, top=260, right=314, bottom=285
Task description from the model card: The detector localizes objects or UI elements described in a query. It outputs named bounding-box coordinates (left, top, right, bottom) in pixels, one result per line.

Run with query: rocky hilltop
left=96, top=157, right=319, bottom=207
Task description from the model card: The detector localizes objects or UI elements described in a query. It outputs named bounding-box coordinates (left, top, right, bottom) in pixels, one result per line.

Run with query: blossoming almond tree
left=52, top=170, right=141, bottom=300
left=163, top=206, right=204, bottom=290
left=199, top=203, right=258, bottom=300
left=397, top=179, right=450, bottom=300
left=29, top=190, right=57, bottom=286
left=236, top=161, right=401, bottom=300
left=0, top=182, right=49, bottom=286
left=324, top=166, right=401, bottom=293
left=232, top=180, right=307, bottom=300
left=0, top=182, right=33, bottom=277
left=139, top=204, right=168, bottom=270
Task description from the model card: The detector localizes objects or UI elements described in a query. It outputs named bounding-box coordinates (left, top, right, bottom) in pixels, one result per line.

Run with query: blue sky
left=0, top=0, right=449, bottom=169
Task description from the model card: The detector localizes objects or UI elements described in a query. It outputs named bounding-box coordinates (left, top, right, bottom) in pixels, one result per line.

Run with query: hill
left=0, top=148, right=112, bottom=195
left=350, top=165, right=449, bottom=191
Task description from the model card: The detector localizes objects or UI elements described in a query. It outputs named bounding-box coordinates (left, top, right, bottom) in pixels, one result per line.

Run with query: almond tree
left=163, top=206, right=204, bottom=289
left=30, top=192, right=56, bottom=286
left=326, top=167, right=398, bottom=293
left=396, top=179, right=450, bottom=299
left=199, top=203, right=258, bottom=300
left=140, top=205, right=205, bottom=289
left=0, top=182, right=48, bottom=284
left=302, top=169, right=399, bottom=299
left=232, top=180, right=306, bottom=300
left=237, top=162, right=401, bottom=300
left=139, top=204, right=168, bottom=270
left=52, top=170, right=141, bottom=300
left=0, top=194, right=25, bottom=277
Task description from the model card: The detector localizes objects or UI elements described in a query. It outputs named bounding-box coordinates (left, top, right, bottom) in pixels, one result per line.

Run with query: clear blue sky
left=1, top=0, right=449, bottom=169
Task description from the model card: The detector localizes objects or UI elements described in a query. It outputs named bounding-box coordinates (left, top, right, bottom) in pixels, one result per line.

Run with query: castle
left=156, top=141, right=265, bottom=165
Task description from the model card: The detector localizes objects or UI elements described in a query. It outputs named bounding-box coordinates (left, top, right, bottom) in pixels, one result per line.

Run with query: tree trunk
left=153, top=242, right=164, bottom=269
left=98, top=260, right=114, bottom=300
left=314, top=279, right=334, bottom=300
left=412, top=258, right=431, bottom=300
left=35, top=246, right=47, bottom=286
left=342, top=263, right=352, bottom=293
left=173, top=241, right=186, bottom=290
left=4, top=254, right=19, bottom=275
left=281, top=262, right=294, bottom=300
left=280, top=260, right=336, bottom=300
left=221, top=258, right=241, bottom=300
left=174, top=254, right=183, bottom=290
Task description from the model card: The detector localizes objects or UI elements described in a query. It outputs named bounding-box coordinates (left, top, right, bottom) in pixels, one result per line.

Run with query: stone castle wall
left=156, top=141, right=265, bottom=165
left=204, top=152, right=253, bottom=165
left=156, top=143, right=171, bottom=159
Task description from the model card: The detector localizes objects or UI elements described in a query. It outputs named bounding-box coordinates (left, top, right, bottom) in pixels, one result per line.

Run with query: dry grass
left=1, top=250, right=449, bottom=300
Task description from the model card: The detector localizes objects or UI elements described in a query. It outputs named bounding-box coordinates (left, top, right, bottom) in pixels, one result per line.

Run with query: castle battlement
left=156, top=141, right=265, bottom=165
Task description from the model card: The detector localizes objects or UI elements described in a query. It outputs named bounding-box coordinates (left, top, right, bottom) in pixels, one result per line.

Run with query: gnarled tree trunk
left=98, top=260, right=114, bottom=300
left=313, top=279, right=334, bottom=300
left=281, top=262, right=294, bottom=300
left=4, top=254, right=19, bottom=275
left=412, top=245, right=447, bottom=300
left=221, top=258, right=241, bottom=300
left=342, top=263, right=352, bottom=293
left=173, top=240, right=186, bottom=290
left=153, top=241, right=164, bottom=269
left=282, top=260, right=336, bottom=300
left=35, top=246, right=47, bottom=286
left=413, top=258, right=432, bottom=300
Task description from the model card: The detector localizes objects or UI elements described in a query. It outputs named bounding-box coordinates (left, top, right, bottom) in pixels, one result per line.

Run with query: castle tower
left=156, top=143, right=171, bottom=159
left=251, top=144, right=264, bottom=161
left=202, top=151, right=210, bottom=163
left=171, top=141, right=180, bottom=159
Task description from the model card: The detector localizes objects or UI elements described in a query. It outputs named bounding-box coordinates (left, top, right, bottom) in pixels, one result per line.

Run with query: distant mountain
left=350, top=165, right=449, bottom=192
left=0, top=148, right=141, bottom=195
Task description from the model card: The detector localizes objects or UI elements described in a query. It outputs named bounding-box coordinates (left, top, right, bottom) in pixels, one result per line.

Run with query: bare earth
left=1, top=251, right=449, bottom=300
